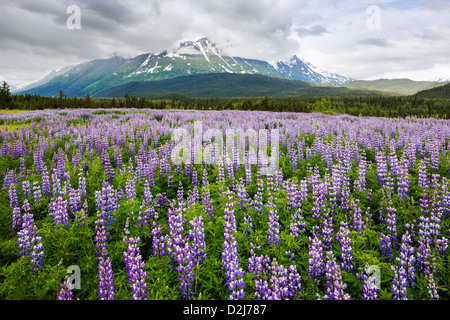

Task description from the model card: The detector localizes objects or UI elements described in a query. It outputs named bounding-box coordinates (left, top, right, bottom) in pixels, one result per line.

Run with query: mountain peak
left=16, top=37, right=354, bottom=96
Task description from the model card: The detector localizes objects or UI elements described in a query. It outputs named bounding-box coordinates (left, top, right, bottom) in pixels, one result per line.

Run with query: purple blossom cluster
left=57, top=276, right=74, bottom=300
left=266, top=201, right=281, bottom=247
left=221, top=193, right=245, bottom=300
left=16, top=200, right=45, bottom=271
left=48, top=196, right=69, bottom=229
left=356, top=264, right=379, bottom=300
left=188, top=216, right=206, bottom=265
left=3, top=108, right=450, bottom=302
left=318, top=251, right=351, bottom=300
left=95, top=181, right=120, bottom=228
left=98, top=248, right=115, bottom=300
left=123, top=237, right=149, bottom=300
left=336, top=222, right=354, bottom=272
left=248, top=244, right=301, bottom=300
left=308, top=236, right=325, bottom=281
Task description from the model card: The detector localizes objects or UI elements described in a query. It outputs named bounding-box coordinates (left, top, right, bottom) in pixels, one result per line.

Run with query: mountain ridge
left=94, top=73, right=387, bottom=99
left=15, top=37, right=354, bottom=97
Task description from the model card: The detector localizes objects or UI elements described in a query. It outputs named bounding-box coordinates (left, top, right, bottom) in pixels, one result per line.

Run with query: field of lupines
left=0, top=108, right=449, bottom=301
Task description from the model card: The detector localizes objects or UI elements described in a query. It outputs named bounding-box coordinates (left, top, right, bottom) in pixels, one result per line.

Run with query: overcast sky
left=1, top=0, right=449, bottom=88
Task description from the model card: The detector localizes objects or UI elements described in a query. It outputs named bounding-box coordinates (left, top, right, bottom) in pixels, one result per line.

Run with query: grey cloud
left=1, top=0, right=449, bottom=85
left=357, top=37, right=392, bottom=48
left=296, top=25, right=329, bottom=37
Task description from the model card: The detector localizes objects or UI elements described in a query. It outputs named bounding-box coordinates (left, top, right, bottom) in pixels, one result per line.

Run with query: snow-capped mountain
left=16, top=37, right=353, bottom=97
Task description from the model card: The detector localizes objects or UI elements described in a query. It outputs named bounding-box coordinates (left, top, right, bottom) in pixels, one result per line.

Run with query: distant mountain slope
left=415, top=82, right=450, bottom=98
left=343, top=78, right=448, bottom=95
left=15, top=38, right=353, bottom=97
left=95, top=73, right=385, bottom=98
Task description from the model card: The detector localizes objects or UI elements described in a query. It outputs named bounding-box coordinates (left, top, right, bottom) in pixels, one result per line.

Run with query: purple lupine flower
left=101, top=149, right=114, bottom=183
left=265, top=258, right=302, bottom=300
left=289, top=208, right=306, bottom=238
left=30, top=225, right=45, bottom=271
left=202, top=187, right=215, bottom=219
left=267, top=200, right=281, bottom=247
left=3, top=170, right=18, bottom=191
left=418, top=192, right=434, bottom=245
left=391, top=265, right=408, bottom=300
left=355, top=154, right=367, bottom=192
left=94, top=181, right=119, bottom=228
left=19, top=157, right=26, bottom=180
left=415, top=238, right=440, bottom=299
left=48, top=196, right=69, bottom=229
left=396, top=232, right=416, bottom=288
left=248, top=244, right=271, bottom=300
left=125, top=177, right=136, bottom=200
left=17, top=201, right=45, bottom=270
left=12, top=207, right=22, bottom=234
left=385, top=204, right=398, bottom=247
left=22, top=180, right=31, bottom=199
left=94, top=211, right=108, bottom=258
left=299, top=179, right=308, bottom=203
left=435, top=237, right=448, bottom=265
left=186, top=186, right=200, bottom=206
left=336, top=222, right=354, bottom=272
left=68, top=188, right=82, bottom=216
left=143, top=179, right=153, bottom=206
left=17, top=209, right=34, bottom=258
left=380, top=232, right=393, bottom=263
left=286, top=179, right=299, bottom=212
left=397, top=162, right=410, bottom=200
left=418, top=159, right=429, bottom=189
left=42, top=167, right=51, bottom=197
left=57, top=276, right=74, bottom=300
left=166, top=206, right=185, bottom=267
left=245, top=159, right=252, bottom=186
left=222, top=192, right=245, bottom=300
left=123, top=237, right=149, bottom=300
left=32, top=181, right=42, bottom=203
left=321, top=214, right=334, bottom=251
left=339, top=180, right=351, bottom=211
left=78, top=169, right=86, bottom=199
left=114, top=147, right=123, bottom=169
left=350, top=199, right=365, bottom=233
left=430, top=138, right=440, bottom=170
left=98, top=248, right=115, bottom=300
left=251, top=177, right=264, bottom=213
left=356, top=264, right=379, bottom=300
left=0, top=138, right=10, bottom=157
left=426, top=272, right=439, bottom=300
left=136, top=203, right=155, bottom=228
left=248, top=243, right=271, bottom=278
left=176, top=182, right=185, bottom=208
left=51, top=170, right=62, bottom=198
left=188, top=216, right=207, bottom=265
left=375, top=150, right=388, bottom=187
left=311, top=182, right=326, bottom=219
left=151, top=221, right=168, bottom=257
left=174, top=239, right=196, bottom=299
left=319, top=251, right=351, bottom=300
left=202, top=168, right=209, bottom=186
left=271, top=258, right=302, bottom=300
left=308, top=236, right=325, bottom=281
left=8, top=183, right=19, bottom=209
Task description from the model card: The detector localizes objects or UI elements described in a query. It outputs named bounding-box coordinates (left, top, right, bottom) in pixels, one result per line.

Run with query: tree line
left=1, top=81, right=450, bottom=119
